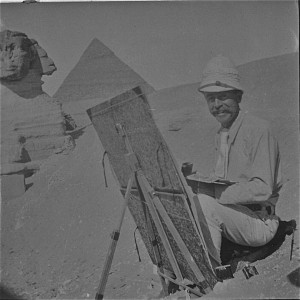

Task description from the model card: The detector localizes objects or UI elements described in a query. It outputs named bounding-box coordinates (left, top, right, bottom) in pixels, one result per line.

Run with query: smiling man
left=195, top=55, right=289, bottom=267
left=204, top=89, right=242, bottom=129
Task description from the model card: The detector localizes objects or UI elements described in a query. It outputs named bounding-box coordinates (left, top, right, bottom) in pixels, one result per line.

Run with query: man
left=196, top=55, right=283, bottom=265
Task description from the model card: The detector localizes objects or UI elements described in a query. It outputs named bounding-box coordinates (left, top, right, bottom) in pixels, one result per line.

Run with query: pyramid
left=54, top=38, right=155, bottom=103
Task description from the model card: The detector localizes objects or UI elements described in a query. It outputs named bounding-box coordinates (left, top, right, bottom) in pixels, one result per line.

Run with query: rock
left=0, top=29, right=74, bottom=162
left=30, top=39, right=57, bottom=76
left=0, top=133, right=29, bottom=164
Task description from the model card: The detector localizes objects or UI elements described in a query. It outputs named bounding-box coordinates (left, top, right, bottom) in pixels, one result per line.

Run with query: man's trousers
left=197, top=194, right=279, bottom=263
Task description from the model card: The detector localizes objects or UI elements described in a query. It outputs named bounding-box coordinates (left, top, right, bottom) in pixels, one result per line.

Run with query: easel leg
left=137, top=171, right=214, bottom=294
left=136, top=171, right=185, bottom=295
left=95, top=175, right=134, bottom=300
left=157, top=271, right=204, bottom=297
left=139, top=183, right=169, bottom=296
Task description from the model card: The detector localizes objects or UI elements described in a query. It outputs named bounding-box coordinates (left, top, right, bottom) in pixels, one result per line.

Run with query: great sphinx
left=0, top=29, right=74, bottom=163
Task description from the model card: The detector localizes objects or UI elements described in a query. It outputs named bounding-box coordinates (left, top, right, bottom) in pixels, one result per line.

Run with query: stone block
left=14, top=120, right=66, bottom=138
left=1, top=173, right=26, bottom=200
left=25, top=135, right=74, bottom=160
left=1, top=29, right=72, bottom=163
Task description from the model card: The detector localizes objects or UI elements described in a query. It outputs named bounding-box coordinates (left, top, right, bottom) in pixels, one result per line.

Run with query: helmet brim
left=198, top=86, right=236, bottom=93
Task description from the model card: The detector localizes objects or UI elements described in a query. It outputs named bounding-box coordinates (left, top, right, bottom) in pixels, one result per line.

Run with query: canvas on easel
left=87, top=86, right=218, bottom=295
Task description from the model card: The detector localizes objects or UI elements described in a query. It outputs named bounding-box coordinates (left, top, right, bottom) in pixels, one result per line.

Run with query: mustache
left=211, top=107, right=239, bottom=115
left=211, top=108, right=230, bottom=115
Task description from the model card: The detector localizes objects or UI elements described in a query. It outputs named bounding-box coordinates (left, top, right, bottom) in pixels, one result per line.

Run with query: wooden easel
left=87, top=86, right=219, bottom=300
left=95, top=124, right=210, bottom=299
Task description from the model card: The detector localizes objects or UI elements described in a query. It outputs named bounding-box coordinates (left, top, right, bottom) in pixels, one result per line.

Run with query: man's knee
left=197, top=194, right=223, bottom=228
left=197, top=194, right=218, bottom=214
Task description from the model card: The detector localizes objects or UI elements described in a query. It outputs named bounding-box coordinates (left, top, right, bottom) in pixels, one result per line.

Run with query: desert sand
left=1, top=53, right=299, bottom=299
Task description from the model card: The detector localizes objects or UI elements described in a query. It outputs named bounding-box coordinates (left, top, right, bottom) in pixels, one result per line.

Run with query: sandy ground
left=1, top=78, right=299, bottom=299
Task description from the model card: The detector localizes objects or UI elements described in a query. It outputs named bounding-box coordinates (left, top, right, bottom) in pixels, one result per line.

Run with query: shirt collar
left=217, top=110, right=247, bottom=145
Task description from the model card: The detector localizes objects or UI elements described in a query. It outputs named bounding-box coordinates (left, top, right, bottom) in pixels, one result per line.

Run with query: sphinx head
left=0, top=30, right=56, bottom=81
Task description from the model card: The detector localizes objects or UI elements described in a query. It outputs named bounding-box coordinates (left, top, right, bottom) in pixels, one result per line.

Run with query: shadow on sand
left=287, top=267, right=300, bottom=287
left=0, top=284, right=23, bottom=300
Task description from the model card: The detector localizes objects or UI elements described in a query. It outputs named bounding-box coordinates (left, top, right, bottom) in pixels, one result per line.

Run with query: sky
left=0, top=1, right=298, bottom=96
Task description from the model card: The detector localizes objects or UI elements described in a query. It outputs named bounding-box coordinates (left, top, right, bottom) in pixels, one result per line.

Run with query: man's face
left=204, top=90, right=241, bottom=128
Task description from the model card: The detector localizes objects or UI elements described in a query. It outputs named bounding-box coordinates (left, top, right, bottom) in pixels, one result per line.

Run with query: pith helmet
left=198, top=55, right=243, bottom=93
